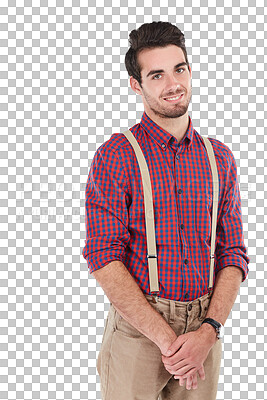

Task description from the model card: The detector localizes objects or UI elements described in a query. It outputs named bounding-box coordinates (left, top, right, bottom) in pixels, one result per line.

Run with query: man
left=82, top=21, right=249, bottom=399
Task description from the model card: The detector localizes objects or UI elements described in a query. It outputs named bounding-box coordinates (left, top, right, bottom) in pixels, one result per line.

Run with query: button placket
left=198, top=298, right=209, bottom=321
left=169, top=301, right=175, bottom=324
left=184, top=302, right=194, bottom=334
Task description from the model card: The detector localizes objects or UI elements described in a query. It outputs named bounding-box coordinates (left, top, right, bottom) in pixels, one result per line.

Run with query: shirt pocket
left=190, top=181, right=213, bottom=240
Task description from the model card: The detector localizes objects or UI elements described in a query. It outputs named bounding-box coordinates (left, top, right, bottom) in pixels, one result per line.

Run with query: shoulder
left=94, top=128, right=140, bottom=170
left=91, top=129, right=138, bottom=194
left=96, top=128, right=137, bottom=155
left=196, top=132, right=237, bottom=174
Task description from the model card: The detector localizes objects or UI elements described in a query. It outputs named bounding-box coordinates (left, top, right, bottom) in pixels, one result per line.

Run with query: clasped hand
left=161, top=328, right=216, bottom=390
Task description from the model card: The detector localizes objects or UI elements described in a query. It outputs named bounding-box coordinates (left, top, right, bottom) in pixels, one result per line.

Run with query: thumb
left=164, top=336, right=184, bottom=357
left=198, top=366, right=205, bottom=381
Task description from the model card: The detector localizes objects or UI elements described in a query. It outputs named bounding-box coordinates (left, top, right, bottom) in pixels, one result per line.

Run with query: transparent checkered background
left=0, top=1, right=265, bottom=399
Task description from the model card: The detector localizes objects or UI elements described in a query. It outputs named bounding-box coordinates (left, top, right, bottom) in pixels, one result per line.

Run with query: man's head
left=125, top=21, right=192, bottom=121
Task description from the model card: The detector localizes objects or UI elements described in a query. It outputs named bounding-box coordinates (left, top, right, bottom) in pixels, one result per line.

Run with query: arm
left=198, top=265, right=243, bottom=339
left=214, top=146, right=250, bottom=282
left=162, top=146, right=249, bottom=378
left=162, top=265, right=243, bottom=379
left=82, top=143, right=132, bottom=271
left=82, top=141, right=177, bottom=354
left=201, top=147, right=249, bottom=336
left=92, top=259, right=177, bottom=355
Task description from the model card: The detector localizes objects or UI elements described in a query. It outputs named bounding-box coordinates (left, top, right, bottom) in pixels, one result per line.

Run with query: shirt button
left=178, top=188, right=182, bottom=194
left=181, top=223, right=184, bottom=229
left=176, top=154, right=179, bottom=159
left=184, top=259, right=188, bottom=264
left=161, top=143, right=166, bottom=149
left=184, top=293, right=189, bottom=299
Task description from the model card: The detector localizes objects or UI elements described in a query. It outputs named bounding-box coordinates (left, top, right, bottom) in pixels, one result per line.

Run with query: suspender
left=122, top=129, right=219, bottom=295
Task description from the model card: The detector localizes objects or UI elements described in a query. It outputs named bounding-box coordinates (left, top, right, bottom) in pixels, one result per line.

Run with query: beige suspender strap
left=122, top=129, right=219, bottom=293
left=123, top=130, right=159, bottom=292
left=201, top=136, right=219, bottom=288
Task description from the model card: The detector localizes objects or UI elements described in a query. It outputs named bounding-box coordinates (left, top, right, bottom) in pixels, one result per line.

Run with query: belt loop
left=169, top=300, right=175, bottom=324
left=198, top=297, right=203, bottom=320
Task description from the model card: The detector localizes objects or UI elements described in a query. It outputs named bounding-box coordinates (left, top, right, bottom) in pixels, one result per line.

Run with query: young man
left=82, top=21, right=249, bottom=399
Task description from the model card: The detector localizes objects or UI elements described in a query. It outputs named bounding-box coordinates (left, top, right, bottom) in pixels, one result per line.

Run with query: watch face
left=218, top=324, right=225, bottom=339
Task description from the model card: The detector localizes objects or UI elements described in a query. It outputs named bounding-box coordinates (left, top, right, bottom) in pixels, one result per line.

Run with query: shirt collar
left=140, top=111, right=194, bottom=151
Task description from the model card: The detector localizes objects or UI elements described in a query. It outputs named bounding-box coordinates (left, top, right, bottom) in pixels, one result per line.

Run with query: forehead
left=138, top=45, right=185, bottom=74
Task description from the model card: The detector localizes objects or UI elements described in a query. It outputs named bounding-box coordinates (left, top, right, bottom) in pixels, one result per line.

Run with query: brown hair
left=125, top=21, right=189, bottom=88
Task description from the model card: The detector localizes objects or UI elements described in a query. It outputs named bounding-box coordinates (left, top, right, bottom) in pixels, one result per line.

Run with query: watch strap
left=202, top=317, right=221, bottom=331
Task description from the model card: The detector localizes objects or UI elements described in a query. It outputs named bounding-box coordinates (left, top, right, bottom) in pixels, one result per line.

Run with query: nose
left=164, top=74, right=181, bottom=93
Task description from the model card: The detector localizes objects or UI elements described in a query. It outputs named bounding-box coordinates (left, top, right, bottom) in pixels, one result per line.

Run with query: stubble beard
left=142, top=86, right=192, bottom=119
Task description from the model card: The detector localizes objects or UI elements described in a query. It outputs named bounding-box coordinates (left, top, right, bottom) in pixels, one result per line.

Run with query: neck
left=144, top=110, right=189, bottom=144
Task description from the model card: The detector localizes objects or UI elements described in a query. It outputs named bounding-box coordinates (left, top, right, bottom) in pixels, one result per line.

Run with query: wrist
left=199, top=321, right=218, bottom=345
left=159, top=330, right=177, bottom=356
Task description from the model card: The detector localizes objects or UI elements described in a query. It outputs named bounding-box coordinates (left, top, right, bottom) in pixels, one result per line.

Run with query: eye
left=152, top=68, right=185, bottom=80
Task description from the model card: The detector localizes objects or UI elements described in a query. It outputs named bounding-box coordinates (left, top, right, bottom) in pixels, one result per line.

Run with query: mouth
left=163, top=93, right=184, bottom=103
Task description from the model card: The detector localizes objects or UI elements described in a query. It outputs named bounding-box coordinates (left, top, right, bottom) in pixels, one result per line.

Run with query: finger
left=198, top=366, right=205, bottom=381
left=165, top=363, right=189, bottom=376
left=165, top=336, right=186, bottom=357
left=163, top=344, right=191, bottom=365
left=178, top=376, right=184, bottom=386
left=165, top=339, right=180, bottom=357
left=172, top=365, right=197, bottom=377
left=162, top=346, right=183, bottom=360
left=186, top=375, right=193, bottom=391
left=173, top=374, right=184, bottom=386
left=191, top=373, right=198, bottom=390
left=163, top=348, right=187, bottom=363
left=163, top=357, right=186, bottom=369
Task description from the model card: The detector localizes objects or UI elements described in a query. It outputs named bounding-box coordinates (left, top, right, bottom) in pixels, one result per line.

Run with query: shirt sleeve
left=215, top=149, right=250, bottom=282
left=82, top=142, right=131, bottom=273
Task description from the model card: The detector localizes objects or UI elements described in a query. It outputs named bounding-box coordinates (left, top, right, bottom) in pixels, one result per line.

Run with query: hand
left=161, top=325, right=217, bottom=379
left=175, top=366, right=205, bottom=390
left=160, top=334, right=205, bottom=390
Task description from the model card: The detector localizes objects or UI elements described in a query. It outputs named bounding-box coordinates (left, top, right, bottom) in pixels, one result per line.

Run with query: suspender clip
left=147, top=254, right=157, bottom=258
left=151, top=294, right=158, bottom=303
left=208, top=287, right=213, bottom=296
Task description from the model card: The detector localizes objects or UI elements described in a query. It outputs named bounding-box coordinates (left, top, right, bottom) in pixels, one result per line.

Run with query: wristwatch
left=201, top=318, right=224, bottom=339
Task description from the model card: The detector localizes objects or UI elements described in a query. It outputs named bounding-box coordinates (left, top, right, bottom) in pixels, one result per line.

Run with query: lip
left=163, top=93, right=184, bottom=103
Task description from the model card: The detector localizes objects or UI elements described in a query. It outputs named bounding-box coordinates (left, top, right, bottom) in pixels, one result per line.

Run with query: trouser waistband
left=144, top=291, right=213, bottom=325
left=144, top=290, right=212, bottom=307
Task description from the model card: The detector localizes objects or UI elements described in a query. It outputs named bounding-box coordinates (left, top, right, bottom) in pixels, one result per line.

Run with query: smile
left=164, top=93, right=184, bottom=103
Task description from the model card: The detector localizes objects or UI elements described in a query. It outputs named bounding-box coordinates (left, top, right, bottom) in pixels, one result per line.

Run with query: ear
left=130, top=76, right=142, bottom=95
left=188, top=64, right=192, bottom=78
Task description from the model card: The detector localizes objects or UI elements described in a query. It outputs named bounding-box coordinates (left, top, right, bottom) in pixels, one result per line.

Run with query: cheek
left=145, top=84, right=164, bottom=102
left=149, top=90, right=161, bottom=102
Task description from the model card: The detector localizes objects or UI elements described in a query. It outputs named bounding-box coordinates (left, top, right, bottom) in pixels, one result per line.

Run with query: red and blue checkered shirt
left=82, top=112, right=249, bottom=301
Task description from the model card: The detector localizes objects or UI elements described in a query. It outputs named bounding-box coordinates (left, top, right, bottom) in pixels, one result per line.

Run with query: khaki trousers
left=97, top=291, right=222, bottom=400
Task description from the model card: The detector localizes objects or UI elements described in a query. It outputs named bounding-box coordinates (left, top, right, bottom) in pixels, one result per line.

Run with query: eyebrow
left=146, top=62, right=188, bottom=78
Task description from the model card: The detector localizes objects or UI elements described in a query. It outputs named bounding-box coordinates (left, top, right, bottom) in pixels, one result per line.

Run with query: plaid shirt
left=82, top=112, right=249, bottom=301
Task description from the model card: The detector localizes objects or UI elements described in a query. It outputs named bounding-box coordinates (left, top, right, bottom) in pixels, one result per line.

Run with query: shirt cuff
left=86, top=249, right=126, bottom=274
left=215, top=255, right=249, bottom=282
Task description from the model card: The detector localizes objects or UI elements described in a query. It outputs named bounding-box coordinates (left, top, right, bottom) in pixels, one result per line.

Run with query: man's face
left=130, top=45, right=192, bottom=119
